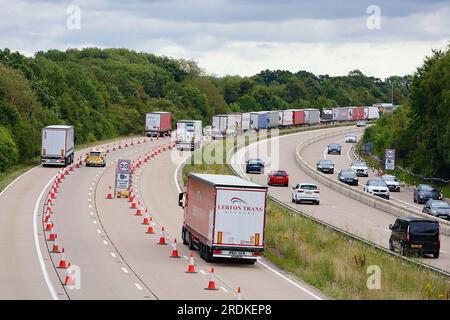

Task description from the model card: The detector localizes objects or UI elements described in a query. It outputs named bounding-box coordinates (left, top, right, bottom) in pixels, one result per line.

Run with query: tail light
left=297, top=189, right=304, bottom=193
left=314, top=190, right=320, bottom=194
left=252, top=252, right=262, bottom=257
left=406, top=225, right=410, bottom=242
left=213, top=250, right=222, bottom=254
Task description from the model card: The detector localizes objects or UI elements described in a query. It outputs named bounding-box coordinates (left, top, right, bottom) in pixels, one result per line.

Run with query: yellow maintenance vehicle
left=86, top=148, right=106, bottom=167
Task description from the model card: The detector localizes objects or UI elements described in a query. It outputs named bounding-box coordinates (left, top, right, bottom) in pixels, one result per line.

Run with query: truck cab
left=86, top=148, right=106, bottom=167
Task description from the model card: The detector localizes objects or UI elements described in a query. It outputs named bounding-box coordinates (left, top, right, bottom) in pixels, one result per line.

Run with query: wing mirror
left=178, top=192, right=186, bottom=208
left=389, top=224, right=394, bottom=230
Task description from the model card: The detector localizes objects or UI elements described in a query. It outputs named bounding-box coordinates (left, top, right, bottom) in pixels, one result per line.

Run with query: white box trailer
left=267, top=111, right=279, bottom=128
left=226, top=114, right=238, bottom=136
left=281, top=110, right=294, bottom=126
left=304, top=108, right=320, bottom=124
left=212, top=115, right=228, bottom=139
left=241, top=112, right=250, bottom=131
left=41, top=125, right=75, bottom=167
left=364, top=106, right=380, bottom=120
left=175, top=120, right=202, bottom=151
left=180, top=173, right=268, bottom=262
left=145, top=112, right=172, bottom=137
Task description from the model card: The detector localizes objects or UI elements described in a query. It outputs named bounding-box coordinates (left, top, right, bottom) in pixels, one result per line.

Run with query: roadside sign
left=116, top=173, right=130, bottom=189
left=117, top=159, right=131, bottom=174
left=385, top=149, right=395, bottom=170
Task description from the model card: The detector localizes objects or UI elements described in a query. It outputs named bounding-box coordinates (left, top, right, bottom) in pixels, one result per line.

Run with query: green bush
left=0, top=126, right=19, bottom=171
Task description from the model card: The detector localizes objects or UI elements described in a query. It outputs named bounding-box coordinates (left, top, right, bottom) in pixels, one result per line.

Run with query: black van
left=388, top=218, right=440, bottom=258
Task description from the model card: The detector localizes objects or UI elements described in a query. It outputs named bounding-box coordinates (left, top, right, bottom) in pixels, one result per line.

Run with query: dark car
left=327, top=143, right=342, bottom=155
left=338, top=169, right=358, bottom=186
left=423, top=200, right=450, bottom=220
left=316, top=159, right=334, bottom=174
left=246, top=159, right=264, bottom=174
left=389, top=218, right=440, bottom=258
left=413, top=184, right=443, bottom=204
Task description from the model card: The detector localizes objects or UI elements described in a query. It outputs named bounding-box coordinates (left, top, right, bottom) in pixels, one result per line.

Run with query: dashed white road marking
left=97, top=229, right=102, bottom=234
left=220, top=286, right=228, bottom=293
left=89, top=205, right=93, bottom=209
left=183, top=255, right=189, bottom=260
left=121, top=267, right=129, bottom=274
left=93, top=220, right=97, bottom=224
left=440, top=250, right=447, bottom=254
left=103, top=240, right=108, bottom=246
left=134, top=283, right=143, bottom=290
left=90, top=211, right=94, bottom=216
left=110, top=252, right=116, bottom=258
left=199, top=270, right=207, bottom=275
left=383, top=229, right=390, bottom=233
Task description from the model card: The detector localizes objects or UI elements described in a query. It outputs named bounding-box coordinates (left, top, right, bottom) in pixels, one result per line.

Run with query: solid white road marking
left=33, top=175, right=59, bottom=300
left=0, top=166, right=38, bottom=198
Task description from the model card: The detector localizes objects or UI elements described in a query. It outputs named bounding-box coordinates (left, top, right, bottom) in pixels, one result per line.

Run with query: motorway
left=0, top=133, right=326, bottom=300
left=231, top=126, right=450, bottom=272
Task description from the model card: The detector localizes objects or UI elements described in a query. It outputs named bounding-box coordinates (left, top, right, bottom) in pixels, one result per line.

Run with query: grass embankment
left=355, top=140, right=450, bottom=198
left=183, top=136, right=450, bottom=299
left=0, top=134, right=143, bottom=193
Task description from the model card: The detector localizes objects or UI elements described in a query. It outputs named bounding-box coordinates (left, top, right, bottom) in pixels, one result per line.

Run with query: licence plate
left=231, top=251, right=243, bottom=258
left=306, top=191, right=312, bottom=194
left=411, top=244, right=422, bottom=249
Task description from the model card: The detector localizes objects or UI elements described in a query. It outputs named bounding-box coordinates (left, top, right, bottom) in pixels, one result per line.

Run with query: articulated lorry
left=145, top=112, right=172, bottom=137
left=41, top=125, right=75, bottom=167
left=175, top=120, right=202, bottom=151
left=179, top=173, right=268, bottom=263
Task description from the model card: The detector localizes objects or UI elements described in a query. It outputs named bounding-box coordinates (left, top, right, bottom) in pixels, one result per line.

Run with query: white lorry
left=179, top=173, right=268, bottom=263
left=212, top=114, right=228, bottom=139
left=175, top=120, right=202, bottom=151
left=41, top=125, right=75, bottom=167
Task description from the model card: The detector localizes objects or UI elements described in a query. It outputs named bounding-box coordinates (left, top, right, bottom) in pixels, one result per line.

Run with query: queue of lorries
left=39, top=103, right=444, bottom=264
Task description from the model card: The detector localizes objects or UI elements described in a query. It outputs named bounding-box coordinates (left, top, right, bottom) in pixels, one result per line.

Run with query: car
left=246, top=159, right=264, bottom=174
left=292, top=183, right=320, bottom=205
left=363, top=179, right=390, bottom=199
left=268, top=170, right=289, bottom=186
left=422, top=200, right=450, bottom=220
left=327, top=143, right=342, bottom=155
left=345, top=134, right=357, bottom=143
left=86, top=148, right=106, bottom=167
left=350, top=161, right=369, bottom=177
left=389, top=218, right=440, bottom=258
left=356, top=120, right=366, bottom=127
left=413, top=184, right=443, bottom=204
left=381, top=175, right=400, bottom=192
left=338, top=169, right=358, bottom=186
left=316, top=159, right=334, bottom=174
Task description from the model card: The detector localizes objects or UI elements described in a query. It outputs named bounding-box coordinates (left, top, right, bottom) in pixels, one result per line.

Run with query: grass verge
left=182, top=134, right=450, bottom=299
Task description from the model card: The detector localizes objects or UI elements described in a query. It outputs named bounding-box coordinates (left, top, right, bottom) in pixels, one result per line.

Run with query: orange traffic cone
left=135, top=203, right=142, bottom=216
left=186, top=253, right=197, bottom=273
left=106, top=186, right=113, bottom=199
left=170, top=238, right=180, bottom=258
left=205, top=267, right=219, bottom=290
left=46, top=205, right=52, bottom=214
left=142, top=210, right=149, bottom=225
left=43, top=212, right=50, bottom=223
left=50, top=191, right=56, bottom=199
left=130, top=199, right=137, bottom=209
left=52, top=239, right=60, bottom=253
left=46, top=198, right=53, bottom=206
left=45, top=220, right=53, bottom=232
left=64, top=268, right=73, bottom=286
left=48, top=230, right=57, bottom=241
left=58, top=248, right=68, bottom=269
left=69, top=165, right=74, bottom=172
left=158, top=227, right=167, bottom=245
left=146, top=218, right=155, bottom=234
left=236, top=287, right=242, bottom=300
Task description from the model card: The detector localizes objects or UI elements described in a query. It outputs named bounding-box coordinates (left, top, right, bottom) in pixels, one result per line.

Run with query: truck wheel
left=245, top=259, right=256, bottom=265
left=433, top=252, right=440, bottom=259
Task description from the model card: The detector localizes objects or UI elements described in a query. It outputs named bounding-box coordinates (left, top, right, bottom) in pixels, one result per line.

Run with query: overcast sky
left=1, top=0, right=449, bottom=78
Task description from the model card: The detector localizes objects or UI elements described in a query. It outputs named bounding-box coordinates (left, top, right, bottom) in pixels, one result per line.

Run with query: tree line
left=0, top=47, right=408, bottom=172
left=363, top=46, right=450, bottom=180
